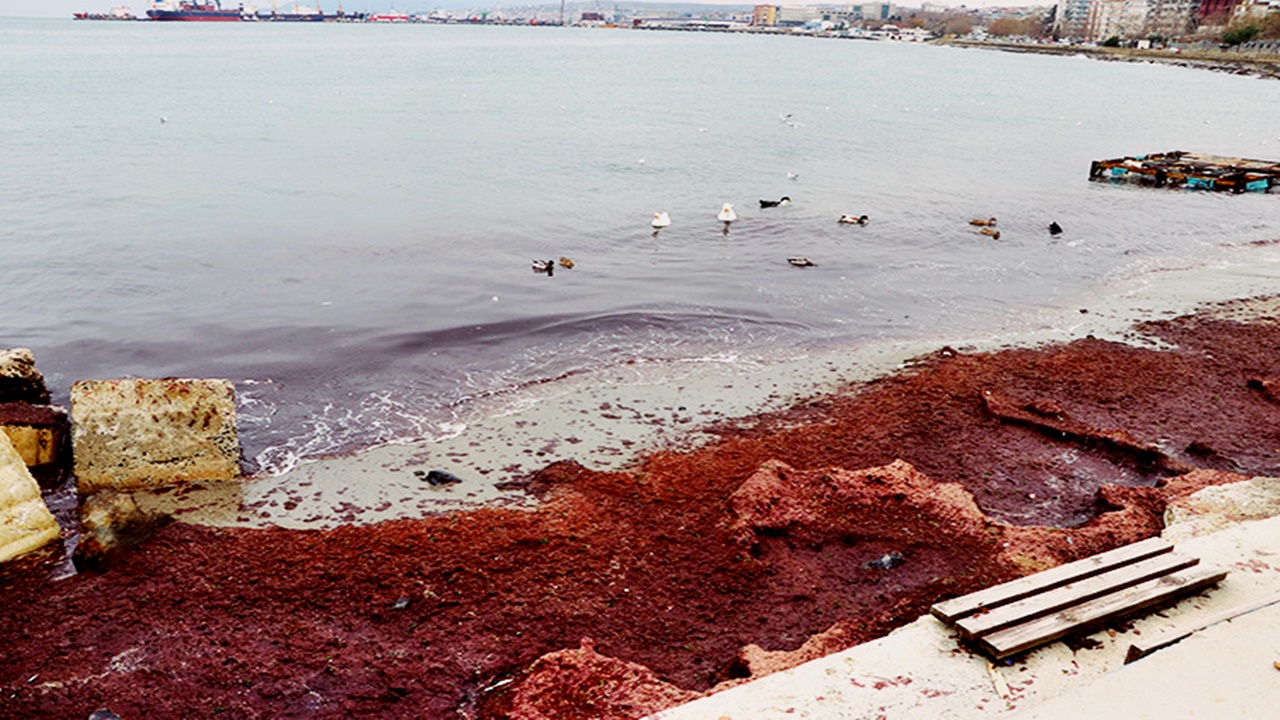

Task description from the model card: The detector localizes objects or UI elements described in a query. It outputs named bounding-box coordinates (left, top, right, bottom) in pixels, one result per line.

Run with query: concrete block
left=0, top=348, right=50, bottom=405
left=0, top=431, right=61, bottom=563
left=0, top=402, right=68, bottom=468
left=72, top=379, right=241, bottom=494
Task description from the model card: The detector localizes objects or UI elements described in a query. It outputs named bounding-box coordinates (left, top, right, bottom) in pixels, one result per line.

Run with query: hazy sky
left=1, top=0, right=1030, bottom=18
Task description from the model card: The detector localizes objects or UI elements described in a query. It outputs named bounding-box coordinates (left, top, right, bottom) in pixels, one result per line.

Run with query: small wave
left=242, top=308, right=813, bottom=476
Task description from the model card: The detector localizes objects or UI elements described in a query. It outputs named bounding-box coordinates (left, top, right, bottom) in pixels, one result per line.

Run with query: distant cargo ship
left=146, top=1, right=244, bottom=21
left=253, top=2, right=322, bottom=21
left=74, top=5, right=138, bottom=19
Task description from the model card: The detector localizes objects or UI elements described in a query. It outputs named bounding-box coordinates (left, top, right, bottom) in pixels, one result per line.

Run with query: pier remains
left=1090, top=151, right=1279, bottom=193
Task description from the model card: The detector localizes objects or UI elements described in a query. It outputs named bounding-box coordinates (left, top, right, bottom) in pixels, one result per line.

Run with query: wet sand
left=5, top=265, right=1280, bottom=718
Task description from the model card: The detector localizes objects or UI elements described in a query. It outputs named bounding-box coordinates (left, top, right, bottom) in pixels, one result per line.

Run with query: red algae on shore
left=3, top=301, right=1280, bottom=719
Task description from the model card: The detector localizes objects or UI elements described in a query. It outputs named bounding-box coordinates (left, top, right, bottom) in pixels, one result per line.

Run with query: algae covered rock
left=71, top=378, right=241, bottom=494
left=0, top=402, right=68, bottom=470
left=0, top=348, right=50, bottom=405
left=73, top=489, right=169, bottom=572
left=0, top=431, right=61, bottom=563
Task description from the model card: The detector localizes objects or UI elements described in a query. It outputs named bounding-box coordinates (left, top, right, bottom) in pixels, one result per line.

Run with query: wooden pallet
left=930, top=538, right=1228, bottom=660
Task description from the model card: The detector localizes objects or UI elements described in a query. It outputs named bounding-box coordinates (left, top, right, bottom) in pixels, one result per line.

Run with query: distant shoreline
left=937, top=38, right=1280, bottom=80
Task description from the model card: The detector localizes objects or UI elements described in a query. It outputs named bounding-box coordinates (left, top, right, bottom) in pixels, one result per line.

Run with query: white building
left=777, top=5, right=822, bottom=25
left=1054, top=0, right=1093, bottom=37
left=1086, top=0, right=1152, bottom=40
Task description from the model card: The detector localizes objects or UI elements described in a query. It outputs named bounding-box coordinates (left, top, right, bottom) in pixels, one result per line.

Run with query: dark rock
left=864, top=551, right=905, bottom=570
left=73, top=491, right=170, bottom=573
left=0, top=349, right=50, bottom=405
left=424, top=470, right=464, bottom=486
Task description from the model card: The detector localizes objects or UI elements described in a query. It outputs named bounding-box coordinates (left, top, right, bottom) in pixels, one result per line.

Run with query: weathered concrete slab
left=0, top=348, right=50, bottom=405
left=0, top=431, right=61, bottom=563
left=72, top=379, right=241, bottom=494
left=0, top=402, right=68, bottom=468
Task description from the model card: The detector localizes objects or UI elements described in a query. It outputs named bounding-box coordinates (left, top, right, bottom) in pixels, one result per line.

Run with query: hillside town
left=66, top=0, right=1280, bottom=48
left=627, top=0, right=1280, bottom=48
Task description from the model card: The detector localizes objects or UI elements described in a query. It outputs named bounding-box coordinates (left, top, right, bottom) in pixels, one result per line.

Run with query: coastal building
left=845, top=2, right=895, bottom=20
left=1086, top=0, right=1152, bottom=39
left=1053, top=0, right=1093, bottom=37
left=776, top=5, right=822, bottom=26
left=1146, top=0, right=1199, bottom=38
left=1198, top=0, right=1243, bottom=21
left=751, top=3, right=894, bottom=28
left=751, top=4, right=778, bottom=25
left=1229, top=0, right=1275, bottom=21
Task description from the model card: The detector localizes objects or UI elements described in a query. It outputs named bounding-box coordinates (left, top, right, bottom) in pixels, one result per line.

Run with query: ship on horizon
left=146, top=0, right=245, bottom=21
left=250, top=2, right=366, bottom=22
left=74, top=5, right=138, bottom=19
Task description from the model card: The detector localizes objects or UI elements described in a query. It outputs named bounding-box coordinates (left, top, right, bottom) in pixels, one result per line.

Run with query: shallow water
left=2, top=20, right=1278, bottom=475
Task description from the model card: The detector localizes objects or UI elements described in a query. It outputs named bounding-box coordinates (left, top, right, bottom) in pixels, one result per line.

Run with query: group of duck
left=533, top=200, right=1064, bottom=274
left=968, top=217, right=1065, bottom=242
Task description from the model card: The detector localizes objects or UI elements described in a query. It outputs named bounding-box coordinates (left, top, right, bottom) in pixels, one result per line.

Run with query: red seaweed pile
left=3, top=301, right=1278, bottom=719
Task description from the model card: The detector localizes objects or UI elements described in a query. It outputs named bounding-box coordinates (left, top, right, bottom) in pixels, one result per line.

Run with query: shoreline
left=6, top=258, right=1280, bottom=717
left=133, top=247, right=1280, bottom=529
left=937, top=38, right=1280, bottom=80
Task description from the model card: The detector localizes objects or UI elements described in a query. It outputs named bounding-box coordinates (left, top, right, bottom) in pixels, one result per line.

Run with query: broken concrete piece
left=71, top=378, right=241, bottom=494
left=74, top=490, right=169, bottom=572
left=0, top=348, right=50, bottom=405
left=0, top=431, right=61, bottom=563
left=0, top=402, right=68, bottom=469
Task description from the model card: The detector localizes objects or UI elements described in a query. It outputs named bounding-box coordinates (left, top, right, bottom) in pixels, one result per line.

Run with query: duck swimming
left=838, top=214, right=869, bottom=225
left=1048, top=221, right=1063, bottom=235
left=558, top=257, right=575, bottom=269
left=787, top=257, right=816, bottom=267
left=531, top=259, right=555, bottom=274
left=718, top=203, right=738, bottom=223
left=979, top=227, right=1001, bottom=239
left=652, top=211, right=671, bottom=229
left=969, top=217, right=997, bottom=227
left=759, top=196, right=792, bottom=208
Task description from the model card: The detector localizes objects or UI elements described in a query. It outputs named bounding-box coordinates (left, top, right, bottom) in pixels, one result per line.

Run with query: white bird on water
left=717, top=203, right=738, bottom=223
left=786, top=171, right=799, bottom=180
left=651, top=211, right=671, bottom=229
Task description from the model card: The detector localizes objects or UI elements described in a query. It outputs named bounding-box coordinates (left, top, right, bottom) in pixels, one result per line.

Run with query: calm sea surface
left=2, top=20, right=1278, bottom=474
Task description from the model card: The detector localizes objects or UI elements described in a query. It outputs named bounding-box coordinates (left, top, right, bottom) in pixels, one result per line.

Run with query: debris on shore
left=1090, top=151, right=1280, bottom=193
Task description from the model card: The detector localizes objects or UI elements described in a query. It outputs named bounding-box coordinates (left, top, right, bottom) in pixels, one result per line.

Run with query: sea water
left=2, top=19, right=1279, bottom=475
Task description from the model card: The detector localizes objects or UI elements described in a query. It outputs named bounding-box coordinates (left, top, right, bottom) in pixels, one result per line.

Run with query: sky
left=1, top=0, right=1030, bottom=18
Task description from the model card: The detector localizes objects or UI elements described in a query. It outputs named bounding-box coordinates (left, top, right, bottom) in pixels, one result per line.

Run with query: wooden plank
left=930, top=537, right=1173, bottom=623
left=955, top=553, right=1199, bottom=640
left=978, top=564, right=1228, bottom=660
left=1124, top=590, right=1280, bottom=664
